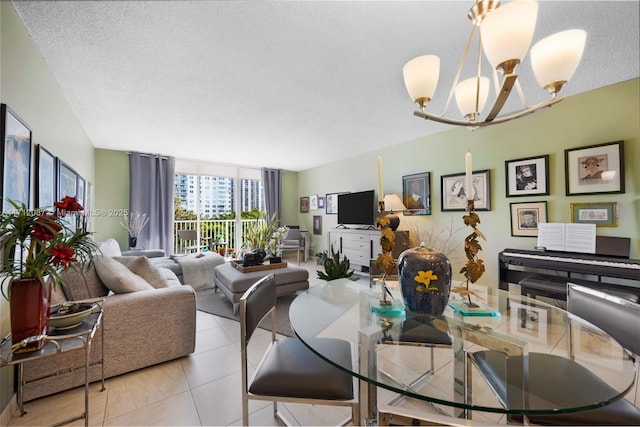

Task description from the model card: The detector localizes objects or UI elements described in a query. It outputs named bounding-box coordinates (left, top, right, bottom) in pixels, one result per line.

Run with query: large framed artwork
left=402, top=172, right=431, bottom=215
left=510, top=201, right=548, bottom=237
left=57, top=159, right=77, bottom=200
left=37, top=145, right=57, bottom=209
left=505, top=154, right=549, bottom=197
left=1, top=104, right=32, bottom=212
left=565, top=141, right=624, bottom=196
left=441, top=169, right=491, bottom=211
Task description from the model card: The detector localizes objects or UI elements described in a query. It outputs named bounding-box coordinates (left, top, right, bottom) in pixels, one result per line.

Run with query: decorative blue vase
left=398, top=246, right=452, bottom=315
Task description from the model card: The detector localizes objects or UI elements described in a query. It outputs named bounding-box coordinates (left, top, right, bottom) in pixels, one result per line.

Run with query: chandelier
left=402, top=0, right=586, bottom=128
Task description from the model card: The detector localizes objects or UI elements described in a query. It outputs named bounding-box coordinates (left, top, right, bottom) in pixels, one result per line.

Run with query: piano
left=499, top=247, right=640, bottom=300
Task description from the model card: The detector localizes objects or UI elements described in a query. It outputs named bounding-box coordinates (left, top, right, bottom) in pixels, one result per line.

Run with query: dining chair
left=240, top=274, right=359, bottom=426
left=176, top=229, right=208, bottom=253
left=279, top=227, right=304, bottom=265
left=467, top=283, right=640, bottom=425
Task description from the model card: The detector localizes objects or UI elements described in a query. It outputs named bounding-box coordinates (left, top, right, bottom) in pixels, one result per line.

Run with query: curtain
left=129, top=152, right=175, bottom=255
left=261, top=168, right=281, bottom=222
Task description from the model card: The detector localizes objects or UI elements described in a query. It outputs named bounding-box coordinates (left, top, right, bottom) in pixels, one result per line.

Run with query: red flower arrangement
left=0, top=196, right=97, bottom=300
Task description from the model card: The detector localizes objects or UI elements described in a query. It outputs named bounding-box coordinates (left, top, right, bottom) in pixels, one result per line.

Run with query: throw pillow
left=94, top=256, right=154, bottom=294
left=113, top=256, right=169, bottom=289
left=97, top=238, right=122, bottom=257
left=59, top=264, right=110, bottom=300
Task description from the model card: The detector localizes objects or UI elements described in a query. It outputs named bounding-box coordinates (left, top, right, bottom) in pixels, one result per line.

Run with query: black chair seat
left=471, top=351, right=640, bottom=425
left=400, top=316, right=452, bottom=346
left=250, top=337, right=354, bottom=400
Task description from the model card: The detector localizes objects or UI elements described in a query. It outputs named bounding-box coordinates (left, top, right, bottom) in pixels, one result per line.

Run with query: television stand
left=328, top=228, right=409, bottom=271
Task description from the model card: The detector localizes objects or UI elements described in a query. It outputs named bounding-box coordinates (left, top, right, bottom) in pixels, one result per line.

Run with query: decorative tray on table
left=231, top=260, right=288, bottom=273
left=50, top=302, right=96, bottom=330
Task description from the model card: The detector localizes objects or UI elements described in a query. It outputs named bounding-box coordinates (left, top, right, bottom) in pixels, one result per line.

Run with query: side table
left=0, top=300, right=105, bottom=426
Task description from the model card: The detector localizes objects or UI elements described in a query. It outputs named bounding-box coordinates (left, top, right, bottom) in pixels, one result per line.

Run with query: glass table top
left=288, top=278, right=636, bottom=416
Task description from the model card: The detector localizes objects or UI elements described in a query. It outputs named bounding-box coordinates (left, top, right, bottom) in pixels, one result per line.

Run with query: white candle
left=377, top=156, right=384, bottom=202
left=465, top=151, right=473, bottom=201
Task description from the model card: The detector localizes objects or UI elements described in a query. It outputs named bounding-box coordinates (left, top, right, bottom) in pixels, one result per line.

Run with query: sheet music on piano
left=537, top=223, right=596, bottom=254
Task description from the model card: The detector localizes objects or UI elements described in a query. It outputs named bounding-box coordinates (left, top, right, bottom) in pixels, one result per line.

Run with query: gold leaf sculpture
left=453, top=200, right=486, bottom=306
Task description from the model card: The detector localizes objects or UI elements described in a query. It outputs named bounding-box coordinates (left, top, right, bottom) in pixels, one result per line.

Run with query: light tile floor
left=5, top=258, right=637, bottom=426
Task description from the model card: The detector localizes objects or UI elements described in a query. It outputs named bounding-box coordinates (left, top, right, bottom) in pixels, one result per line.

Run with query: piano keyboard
left=502, top=251, right=640, bottom=270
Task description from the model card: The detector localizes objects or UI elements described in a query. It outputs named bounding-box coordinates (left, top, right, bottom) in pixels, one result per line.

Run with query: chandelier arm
left=513, top=79, right=534, bottom=109
left=485, top=74, right=518, bottom=121
left=475, top=31, right=483, bottom=115
left=437, top=24, right=480, bottom=118
left=413, top=94, right=564, bottom=128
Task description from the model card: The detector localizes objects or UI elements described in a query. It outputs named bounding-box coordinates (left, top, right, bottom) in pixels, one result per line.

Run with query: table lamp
left=382, top=194, right=406, bottom=231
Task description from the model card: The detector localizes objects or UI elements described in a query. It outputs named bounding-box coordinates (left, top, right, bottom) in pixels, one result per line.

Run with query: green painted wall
left=280, top=170, right=299, bottom=226
left=93, top=149, right=130, bottom=248
left=298, top=78, right=639, bottom=287
left=0, top=2, right=95, bottom=415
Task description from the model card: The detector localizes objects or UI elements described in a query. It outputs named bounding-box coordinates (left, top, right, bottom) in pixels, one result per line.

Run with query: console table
left=0, top=300, right=105, bottom=426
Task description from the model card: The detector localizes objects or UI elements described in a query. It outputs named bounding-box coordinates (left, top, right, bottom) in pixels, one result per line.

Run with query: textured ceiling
left=12, top=1, right=640, bottom=171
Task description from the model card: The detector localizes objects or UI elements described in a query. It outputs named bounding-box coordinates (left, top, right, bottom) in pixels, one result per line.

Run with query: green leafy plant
left=0, top=197, right=97, bottom=300
left=241, top=212, right=278, bottom=251
left=316, top=244, right=354, bottom=281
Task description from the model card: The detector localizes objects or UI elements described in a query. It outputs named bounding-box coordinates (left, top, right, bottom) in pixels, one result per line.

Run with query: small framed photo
left=76, top=175, right=86, bottom=206
left=402, top=172, right=431, bottom=215
left=36, top=145, right=57, bottom=209
left=441, top=169, right=491, bottom=211
left=325, top=192, right=346, bottom=215
left=565, top=141, right=625, bottom=196
left=510, top=201, right=547, bottom=237
left=309, top=194, right=318, bottom=210
left=570, top=202, right=618, bottom=227
left=318, top=196, right=325, bottom=209
left=299, top=196, right=310, bottom=213
left=313, top=215, right=322, bottom=235
left=1, top=104, right=32, bottom=212
left=505, top=155, right=549, bottom=197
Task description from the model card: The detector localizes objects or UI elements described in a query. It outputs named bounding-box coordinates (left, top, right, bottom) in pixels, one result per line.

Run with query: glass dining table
left=288, top=278, right=637, bottom=424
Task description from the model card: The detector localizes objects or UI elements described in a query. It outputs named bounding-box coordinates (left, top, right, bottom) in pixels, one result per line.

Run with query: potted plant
left=316, top=244, right=354, bottom=281
left=241, top=212, right=279, bottom=257
left=0, top=196, right=96, bottom=352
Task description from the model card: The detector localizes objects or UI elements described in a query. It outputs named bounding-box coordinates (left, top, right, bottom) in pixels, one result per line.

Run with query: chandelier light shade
left=480, top=0, right=538, bottom=73
left=455, top=77, right=490, bottom=120
left=402, top=55, right=440, bottom=109
left=403, top=0, right=587, bottom=128
left=531, top=29, right=587, bottom=93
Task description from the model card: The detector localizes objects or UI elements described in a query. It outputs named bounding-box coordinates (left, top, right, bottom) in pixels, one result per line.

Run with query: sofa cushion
left=113, top=256, right=169, bottom=289
left=97, top=238, right=122, bottom=257
left=94, top=256, right=154, bottom=293
left=158, top=267, right=182, bottom=287
left=59, top=264, right=110, bottom=300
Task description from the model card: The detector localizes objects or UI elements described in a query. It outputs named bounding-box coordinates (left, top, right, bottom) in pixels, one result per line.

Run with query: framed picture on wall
left=77, top=175, right=86, bottom=206
left=441, top=170, right=491, bottom=211
left=1, top=104, right=32, bottom=212
left=570, top=202, right=618, bottom=227
left=510, top=201, right=547, bottom=237
left=299, top=196, right=310, bottom=213
left=313, top=215, right=322, bottom=235
left=36, top=145, right=57, bottom=209
left=565, top=141, right=624, bottom=196
left=309, top=194, right=318, bottom=210
left=318, top=196, right=325, bottom=209
left=402, top=172, right=431, bottom=215
left=57, top=159, right=77, bottom=200
left=505, top=155, right=549, bottom=197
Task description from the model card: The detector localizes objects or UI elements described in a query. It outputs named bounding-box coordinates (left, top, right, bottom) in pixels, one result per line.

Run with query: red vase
left=10, top=278, right=52, bottom=353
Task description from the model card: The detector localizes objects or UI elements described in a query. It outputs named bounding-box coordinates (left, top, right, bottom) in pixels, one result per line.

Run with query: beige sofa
left=22, top=256, right=196, bottom=401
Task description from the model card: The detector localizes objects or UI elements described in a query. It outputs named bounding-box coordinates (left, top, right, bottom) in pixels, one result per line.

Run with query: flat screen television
left=337, top=190, right=376, bottom=228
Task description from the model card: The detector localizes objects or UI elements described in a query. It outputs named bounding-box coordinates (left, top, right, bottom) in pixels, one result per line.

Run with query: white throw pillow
left=97, top=238, right=122, bottom=257
left=113, top=256, right=169, bottom=289
left=94, top=256, right=154, bottom=293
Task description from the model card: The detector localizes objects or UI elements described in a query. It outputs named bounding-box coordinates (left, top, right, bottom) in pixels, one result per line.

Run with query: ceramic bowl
left=49, top=302, right=95, bottom=330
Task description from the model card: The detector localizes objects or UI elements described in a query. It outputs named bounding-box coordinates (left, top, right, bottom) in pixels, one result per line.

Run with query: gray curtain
left=129, top=152, right=175, bottom=255
left=261, top=168, right=281, bottom=222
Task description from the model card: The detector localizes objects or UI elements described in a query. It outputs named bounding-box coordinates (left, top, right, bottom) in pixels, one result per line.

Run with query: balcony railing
left=174, top=219, right=266, bottom=256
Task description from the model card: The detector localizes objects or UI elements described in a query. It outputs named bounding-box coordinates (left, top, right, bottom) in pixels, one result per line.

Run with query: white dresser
left=328, top=228, right=409, bottom=271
